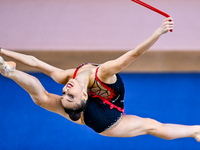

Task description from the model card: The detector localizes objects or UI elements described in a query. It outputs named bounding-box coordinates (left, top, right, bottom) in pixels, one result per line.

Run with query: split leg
left=0, top=56, right=63, bottom=113
left=101, top=115, right=200, bottom=142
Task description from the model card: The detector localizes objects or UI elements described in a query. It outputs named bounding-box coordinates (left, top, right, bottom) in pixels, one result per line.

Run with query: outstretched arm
left=98, top=17, right=174, bottom=80
left=0, top=48, right=74, bottom=84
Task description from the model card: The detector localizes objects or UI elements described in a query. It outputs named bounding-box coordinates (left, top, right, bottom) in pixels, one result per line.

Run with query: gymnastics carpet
left=0, top=73, right=200, bottom=150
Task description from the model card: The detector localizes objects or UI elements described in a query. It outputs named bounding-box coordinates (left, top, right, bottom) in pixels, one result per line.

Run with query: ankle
left=0, top=56, right=6, bottom=69
left=0, top=61, right=16, bottom=77
left=194, top=126, right=200, bottom=142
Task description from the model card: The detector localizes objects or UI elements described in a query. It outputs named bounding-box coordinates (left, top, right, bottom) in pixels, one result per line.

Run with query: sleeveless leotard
left=73, top=63, right=125, bottom=133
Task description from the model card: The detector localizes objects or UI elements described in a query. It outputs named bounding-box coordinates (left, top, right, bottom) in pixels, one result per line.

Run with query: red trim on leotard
left=89, top=67, right=124, bottom=113
left=73, top=63, right=90, bottom=79
left=94, top=67, right=116, bottom=101
left=91, top=94, right=125, bottom=113
left=73, top=64, right=124, bottom=113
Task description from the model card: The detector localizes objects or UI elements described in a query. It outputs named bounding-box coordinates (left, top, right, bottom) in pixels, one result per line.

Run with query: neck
left=75, top=73, right=90, bottom=92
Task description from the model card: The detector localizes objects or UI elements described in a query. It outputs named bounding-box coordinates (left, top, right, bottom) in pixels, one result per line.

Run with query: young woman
left=1, top=18, right=200, bottom=141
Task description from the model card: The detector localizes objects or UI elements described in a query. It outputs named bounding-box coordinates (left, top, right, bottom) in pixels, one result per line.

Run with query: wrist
left=155, top=28, right=163, bottom=37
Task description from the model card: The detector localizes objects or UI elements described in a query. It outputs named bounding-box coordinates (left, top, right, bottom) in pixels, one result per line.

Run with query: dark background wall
left=1, top=73, right=200, bottom=150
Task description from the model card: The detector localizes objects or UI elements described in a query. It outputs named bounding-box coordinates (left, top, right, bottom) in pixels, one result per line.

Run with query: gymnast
left=0, top=17, right=200, bottom=141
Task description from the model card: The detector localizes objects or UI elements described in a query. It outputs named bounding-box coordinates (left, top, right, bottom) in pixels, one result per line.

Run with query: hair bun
left=69, top=112, right=81, bottom=121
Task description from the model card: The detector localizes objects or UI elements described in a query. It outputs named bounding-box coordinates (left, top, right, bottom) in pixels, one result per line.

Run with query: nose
left=63, top=86, right=70, bottom=92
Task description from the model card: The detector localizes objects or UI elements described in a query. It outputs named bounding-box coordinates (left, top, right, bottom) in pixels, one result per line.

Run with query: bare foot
left=0, top=56, right=16, bottom=76
left=0, top=56, right=6, bottom=69
left=194, top=126, right=200, bottom=142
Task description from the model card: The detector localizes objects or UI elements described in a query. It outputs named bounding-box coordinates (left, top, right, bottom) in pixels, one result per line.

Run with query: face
left=61, top=79, right=85, bottom=110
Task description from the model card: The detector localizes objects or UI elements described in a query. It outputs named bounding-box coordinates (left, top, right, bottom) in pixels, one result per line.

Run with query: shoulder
left=96, top=65, right=117, bottom=84
left=88, top=66, right=117, bottom=85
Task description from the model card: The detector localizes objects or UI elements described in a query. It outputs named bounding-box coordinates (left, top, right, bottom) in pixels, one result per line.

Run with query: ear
left=82, top=90, right=88, bottom=101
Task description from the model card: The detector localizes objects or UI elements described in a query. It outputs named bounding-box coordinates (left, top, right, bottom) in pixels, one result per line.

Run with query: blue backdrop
left=0, top=73, right=200, bottom=150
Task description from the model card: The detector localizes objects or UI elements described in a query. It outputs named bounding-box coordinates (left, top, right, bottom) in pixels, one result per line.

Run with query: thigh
left=100, top=115, right=159, bottom=138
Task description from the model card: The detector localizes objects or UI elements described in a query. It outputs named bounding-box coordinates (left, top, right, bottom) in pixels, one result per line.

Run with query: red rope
left=131, top=0, right=170, bottom=17
left=131, top=0, right=172, bottom=32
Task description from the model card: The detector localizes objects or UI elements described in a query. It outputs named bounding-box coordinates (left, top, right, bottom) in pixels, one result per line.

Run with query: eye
left=68, top=94, right=74, bottom=99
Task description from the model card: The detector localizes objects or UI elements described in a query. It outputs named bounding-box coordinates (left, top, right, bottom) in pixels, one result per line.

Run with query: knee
left=146, top=118, right=175, bottom=140
left=33, top=97, right=44, bottom=106
left=31, top=91, right=49, bottom=107
left=145, top=118, right=163, bottom=135
left=32, top=96, right=44, bottom=106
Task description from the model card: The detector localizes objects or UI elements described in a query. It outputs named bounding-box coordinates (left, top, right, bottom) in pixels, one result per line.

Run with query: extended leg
left=0, top=57, right=63, bottom=113
left=101, top=115, right=200, bottom=142
left=0, top=58, right=48, bottom=105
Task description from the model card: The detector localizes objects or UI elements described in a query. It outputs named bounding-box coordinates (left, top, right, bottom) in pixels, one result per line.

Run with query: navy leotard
left=73, top=63, right=125, bottom=133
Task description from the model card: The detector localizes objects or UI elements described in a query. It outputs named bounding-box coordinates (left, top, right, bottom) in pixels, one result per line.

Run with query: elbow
left=132, top=46, right=146, bottom=58
left=131, top=51, right=141, bottom=59
left=28, top=55, right=38, bottom=67
left=32, top=93, right=48, bottom=107
left=34, top=99, right=49, bottom=108
left=33, top=97, right=47, bottom=106
left=132, top=53, right=140, bottom=58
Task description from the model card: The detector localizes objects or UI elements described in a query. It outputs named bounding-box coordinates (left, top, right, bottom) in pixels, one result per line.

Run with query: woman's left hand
left=158, top=17, right=174, bottom=35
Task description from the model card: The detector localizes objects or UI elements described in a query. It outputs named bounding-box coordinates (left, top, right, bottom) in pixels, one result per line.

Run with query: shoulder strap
left=92, top=67, right=124, bottom=113
left=73, top=63, right=90, bottom=79
left=94, top=67, right=114, bottom=97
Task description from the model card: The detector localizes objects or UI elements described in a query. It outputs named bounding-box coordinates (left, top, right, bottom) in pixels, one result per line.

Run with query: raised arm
left=0, top=48, right=74, bottom=84
left=98, top=17, right=174, bottom=80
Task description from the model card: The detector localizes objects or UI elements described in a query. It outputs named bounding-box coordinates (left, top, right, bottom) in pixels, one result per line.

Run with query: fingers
left=164, top=17, right=173, bottom=22
left=164, top=17, right=174, bottom=25
left=163, top=17, right=174, bottom=32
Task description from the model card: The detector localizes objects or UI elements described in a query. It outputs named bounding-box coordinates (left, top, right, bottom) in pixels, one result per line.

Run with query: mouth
left=67, top=83, right=73, bottom=88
